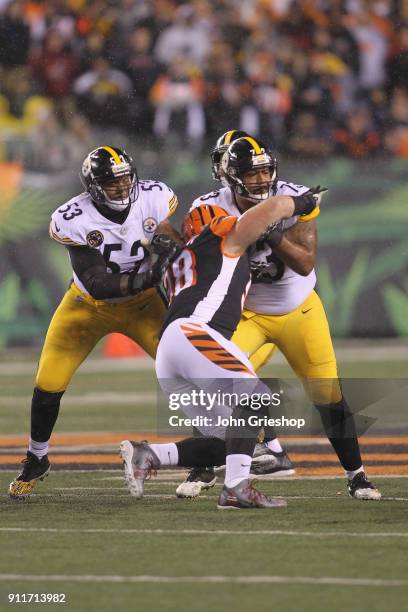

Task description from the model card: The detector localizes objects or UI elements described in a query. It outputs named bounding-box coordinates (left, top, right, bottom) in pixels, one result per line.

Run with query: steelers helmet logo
left=143, top=217, right=158, bottom=233
left=87, top=230, right=104, bottom=247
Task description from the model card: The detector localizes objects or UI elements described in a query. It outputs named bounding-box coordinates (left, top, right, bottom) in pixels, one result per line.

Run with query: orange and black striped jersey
left=162, top=216, right=251, bottom=339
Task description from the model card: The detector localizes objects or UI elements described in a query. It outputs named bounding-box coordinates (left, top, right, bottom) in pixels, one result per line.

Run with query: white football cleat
left=119, top=440, right=160, bottom=499
left=176, top=467, right=217, bottom=498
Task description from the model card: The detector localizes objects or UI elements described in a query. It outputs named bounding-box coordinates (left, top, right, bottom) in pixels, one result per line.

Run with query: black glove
left=150, top=233, right=180, bottom=259
left=264, top=226, right=283, bottom=248
left=250, top=260, right=271, bottom=281
left=128, top=235, right=180, bottom=294
left=292, top=186, right=327, bottom=217
left=128, top=269, right=155, bottom=294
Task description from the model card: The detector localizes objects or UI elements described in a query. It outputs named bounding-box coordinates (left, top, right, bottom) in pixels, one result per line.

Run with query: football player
left=186, top=135, right=381, bottom=501
left=120, top=188, right=321, bottom=508
left=9, top=146, right=180, bottom=500
left=175, top=130, right=293, bottom=498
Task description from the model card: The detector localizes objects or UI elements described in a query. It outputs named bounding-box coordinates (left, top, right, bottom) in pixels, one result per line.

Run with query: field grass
left=1, top=472, right=408, bottom=612
left=0, top=348, right=407, bottom=611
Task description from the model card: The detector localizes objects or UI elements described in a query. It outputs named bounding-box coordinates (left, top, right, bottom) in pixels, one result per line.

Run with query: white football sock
left=346, top=466, right=364, bottom=480
left=224, top=454, right=252, bottom=488
left=266, top=438, right=283, bottom=453
left=149, top=443, right=178, bottom=466
left=29, top=438, right=49, bottom=459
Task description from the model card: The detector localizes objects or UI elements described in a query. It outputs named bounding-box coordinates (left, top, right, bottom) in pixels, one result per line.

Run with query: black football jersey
left=162, top=216, right=251, bottom=339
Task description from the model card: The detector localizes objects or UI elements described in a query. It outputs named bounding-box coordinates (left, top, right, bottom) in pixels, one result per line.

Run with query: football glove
left=128, top=235, right=180, bottom=294
left=264, top=226, right=283, bottom=248
left=292, top=186, right=327, bottom=217
left=149, top=233, right=180, bottom=259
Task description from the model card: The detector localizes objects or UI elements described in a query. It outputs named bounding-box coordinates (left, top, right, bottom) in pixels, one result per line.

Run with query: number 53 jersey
left=49, top=180, right=178, bottom=297
left=190, top=183, right=319, bottom=315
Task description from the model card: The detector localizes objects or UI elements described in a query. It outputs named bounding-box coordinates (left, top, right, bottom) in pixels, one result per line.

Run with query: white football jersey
left=49, top=180, right=178, bottom=298
left=190, top=182, right=319, bottom=315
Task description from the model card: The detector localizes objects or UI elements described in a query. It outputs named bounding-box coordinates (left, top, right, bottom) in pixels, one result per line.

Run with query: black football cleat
left=176, top=467, right=217, bottom=498
left=347, top=472, right=381, bottom=500
left=9, top=452, right=51, bottom=500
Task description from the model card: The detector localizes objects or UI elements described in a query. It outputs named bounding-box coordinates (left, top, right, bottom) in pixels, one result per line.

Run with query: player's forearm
left=228, top=196, right=295, bottom=253
left=68, top=245, right=151, bottom=300
left=80, top=268, right=131, bottom=299
left=274, top=236, right=315, bottom=276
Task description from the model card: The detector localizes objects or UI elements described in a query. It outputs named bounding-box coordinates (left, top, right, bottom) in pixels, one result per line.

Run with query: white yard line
left=97, top=473, right=408, bottom=481
left=0, top=574, right=407, bottom=587
left=1, top=492, right=200, bottom=499
left=50, top=487, right=408, bottom=502
left=1, top=470, right=408, bottom=480
left=1, top=527, right=408, bottom=538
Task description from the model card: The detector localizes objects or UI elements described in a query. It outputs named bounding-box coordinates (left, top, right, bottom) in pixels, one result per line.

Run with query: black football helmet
left=80, top=146, right=138, bottom=211
left=211, top=130, right=249, bottom=181
left=221, top=136, right=278, bottom=203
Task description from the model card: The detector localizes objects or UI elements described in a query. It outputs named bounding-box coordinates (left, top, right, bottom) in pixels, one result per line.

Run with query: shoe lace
left=352, top=472, right=374, bottom=490
left=145, top=459, right=157, bottom=480
left=244, top=480, right=269, bottom=505
left=19, top=454, right=39, bottom=478
left=141, top=440, right=157, bottom=480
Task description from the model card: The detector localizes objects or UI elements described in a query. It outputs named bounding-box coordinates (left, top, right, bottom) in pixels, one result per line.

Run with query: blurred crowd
left=1, top=0, right=408, bottom=170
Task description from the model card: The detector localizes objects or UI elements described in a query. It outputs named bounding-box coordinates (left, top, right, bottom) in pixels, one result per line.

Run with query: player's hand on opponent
left=128, top=234, right=181, bottom=294
left=292, top=186, right=328, bottom=217
left=261, top=222, right=283, bottom=248
left=149, top=233, right=180, bottom=283
left=150, top=233, right=180, bottom=259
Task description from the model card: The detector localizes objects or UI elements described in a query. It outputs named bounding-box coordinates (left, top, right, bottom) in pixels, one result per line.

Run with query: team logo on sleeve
left=143, top=217, right=158, bottom=233
left=86, top=230, right=104, bottom=247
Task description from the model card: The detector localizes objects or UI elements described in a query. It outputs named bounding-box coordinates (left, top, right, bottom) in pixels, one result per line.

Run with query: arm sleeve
left=67, top=245, right=129, bottom=300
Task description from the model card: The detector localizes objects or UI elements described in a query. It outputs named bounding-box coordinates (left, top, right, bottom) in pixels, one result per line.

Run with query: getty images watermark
left=167, top=389, right=306, bottom=429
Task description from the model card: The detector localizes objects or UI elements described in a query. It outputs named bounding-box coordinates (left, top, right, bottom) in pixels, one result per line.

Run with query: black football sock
left=225, top=405, right=262, bottom=458
left=31, top=387, right=64, bottom=443
left=176, top=437, right=226, bottom=467
left=315, top=398, right=362, bottom=472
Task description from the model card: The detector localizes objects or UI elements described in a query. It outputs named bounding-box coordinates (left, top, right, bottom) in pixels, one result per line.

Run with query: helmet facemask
left=210, top=147, right=226, bottom=181
left=97, top=171, right=138, bottom=212
left=211, top=130, right=250, bottom=182
left=230, top=163, right=277, bottom=204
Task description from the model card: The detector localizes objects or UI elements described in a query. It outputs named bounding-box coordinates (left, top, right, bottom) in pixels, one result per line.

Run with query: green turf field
left=1, top=473, right=408, bottom=612
left=0, top=347, right=407, bottom=611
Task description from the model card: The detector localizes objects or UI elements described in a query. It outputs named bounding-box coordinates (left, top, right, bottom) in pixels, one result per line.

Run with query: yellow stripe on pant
left=35, top=284, right=166, bottom=393
left=232, top=290, right=342, bottom=405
